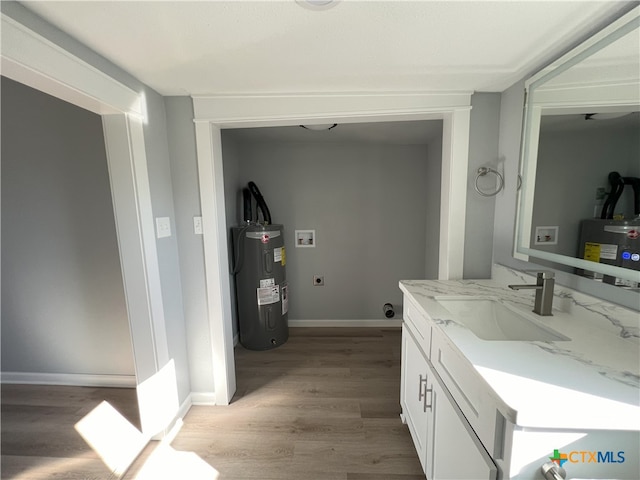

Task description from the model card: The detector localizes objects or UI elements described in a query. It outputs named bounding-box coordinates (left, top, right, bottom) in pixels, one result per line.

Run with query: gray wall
left=227, top=138, right=438, bottom=320
left=532, top=121, right=640, bottom=257
left=464, top=93, right=501, bottom=279
left=1, top=77, right=134, bottom=375
left=2, top=3, right=191, bottom=402
left=164, top=97, right=213, bottom=394
left=221, top=133, right=244, bottom=338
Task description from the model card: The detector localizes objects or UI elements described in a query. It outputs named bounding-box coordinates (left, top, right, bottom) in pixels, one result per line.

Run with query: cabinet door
left=401, top=325, right=431, bottom=473
left=431, top=376, right=497, bottom=480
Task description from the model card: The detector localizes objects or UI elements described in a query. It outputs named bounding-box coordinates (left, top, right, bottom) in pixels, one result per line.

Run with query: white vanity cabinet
left=401, top=295, right=497, bottom=480
left=430, top=367, right=498, bottom=480
left=400, top=325, right=432, bottom=473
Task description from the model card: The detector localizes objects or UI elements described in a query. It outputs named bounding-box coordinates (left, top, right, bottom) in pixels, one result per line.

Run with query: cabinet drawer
left=432, top=371, right=497, bottom=480
left=403, top=295, right=432, bottom=358
left=431, top=327, right=497, bottom=453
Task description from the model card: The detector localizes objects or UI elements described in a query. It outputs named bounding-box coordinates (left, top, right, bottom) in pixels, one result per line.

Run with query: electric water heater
left=232, top=182, right=289, bottom=350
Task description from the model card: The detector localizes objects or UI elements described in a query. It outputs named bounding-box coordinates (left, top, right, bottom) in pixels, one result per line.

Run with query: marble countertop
left=399, top=272, right=640, bottom=431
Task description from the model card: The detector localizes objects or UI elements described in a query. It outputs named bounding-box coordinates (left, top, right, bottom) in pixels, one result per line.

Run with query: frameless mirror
left=516, top=6, right=640, bottom=290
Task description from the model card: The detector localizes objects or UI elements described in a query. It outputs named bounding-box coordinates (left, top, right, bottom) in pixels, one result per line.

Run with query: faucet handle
left=523, top=270, right=555, bottom=280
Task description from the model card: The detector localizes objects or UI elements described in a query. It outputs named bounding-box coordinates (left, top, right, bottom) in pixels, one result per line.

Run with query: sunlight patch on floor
left=132, top=443, right=220, bottom=480
left=74, top=400, right=148, bottom=476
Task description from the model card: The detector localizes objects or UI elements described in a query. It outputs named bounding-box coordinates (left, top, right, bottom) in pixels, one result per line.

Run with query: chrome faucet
left=540, top=462, right=566, bottom=480
left=508, top=271, right=555, bottom=316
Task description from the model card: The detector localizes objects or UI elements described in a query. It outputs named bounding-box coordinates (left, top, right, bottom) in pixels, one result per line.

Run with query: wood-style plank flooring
left=1, top=384, right=140, bottom=479
left=2, top=327, right=423, bottom=479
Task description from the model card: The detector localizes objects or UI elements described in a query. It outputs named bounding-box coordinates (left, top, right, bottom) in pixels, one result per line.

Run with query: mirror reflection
left=518, top=8, right=640, bottom=290
left=533, top=111, right=639, bottom=286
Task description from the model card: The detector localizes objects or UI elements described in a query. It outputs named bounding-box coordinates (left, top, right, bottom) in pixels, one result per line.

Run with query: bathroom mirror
left=516, top=6, right=640, bottom=288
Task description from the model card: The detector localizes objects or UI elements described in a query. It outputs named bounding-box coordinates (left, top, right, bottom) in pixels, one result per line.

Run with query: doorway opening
left=193, top=94, right=472, bottom=404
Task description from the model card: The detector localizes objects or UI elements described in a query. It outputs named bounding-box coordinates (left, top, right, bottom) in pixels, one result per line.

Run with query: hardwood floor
left=2, top=327, right=424, bottom=479
left=1, top=384, right=140, bottom=479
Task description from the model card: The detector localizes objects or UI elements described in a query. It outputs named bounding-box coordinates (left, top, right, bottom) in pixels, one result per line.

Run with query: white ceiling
left=21, top=0, right=632, bottom=96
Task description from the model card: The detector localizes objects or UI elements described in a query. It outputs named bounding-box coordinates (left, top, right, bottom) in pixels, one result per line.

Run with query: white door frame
left=1, top=13, right=170, bottom=434
left=192, top=93, right=472, bottom=405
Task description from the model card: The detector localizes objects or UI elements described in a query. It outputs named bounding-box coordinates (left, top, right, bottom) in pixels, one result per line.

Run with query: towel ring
left=475, top=167, right=504, bottom=197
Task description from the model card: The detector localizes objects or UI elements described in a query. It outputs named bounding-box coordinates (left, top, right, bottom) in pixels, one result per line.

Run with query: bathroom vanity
left=399, top=267, right=640, bottom=479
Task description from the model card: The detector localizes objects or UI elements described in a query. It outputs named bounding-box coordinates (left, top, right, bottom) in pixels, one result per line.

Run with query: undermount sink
left=434, top=296, right=570, bottom=342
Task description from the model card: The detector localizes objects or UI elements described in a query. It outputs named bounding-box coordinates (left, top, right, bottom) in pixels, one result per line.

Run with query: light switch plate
left=193, top=216, right=203, bottom=235
left=156, top=217, right=171, bottom=239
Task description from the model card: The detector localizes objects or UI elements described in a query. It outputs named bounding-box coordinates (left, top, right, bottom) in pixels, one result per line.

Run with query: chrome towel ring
left=475, top=167, right=504, bottom=197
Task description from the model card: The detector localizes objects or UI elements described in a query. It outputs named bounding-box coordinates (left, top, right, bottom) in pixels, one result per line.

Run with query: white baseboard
left=288, top=319, right=401, bottom=328
left=190, top=391, right=217, bottom=405
left=1, top=371, right=136, bottom=388
left=177, top=394, right=193, bottom=419
left=151, top=394, right=194, bottom=441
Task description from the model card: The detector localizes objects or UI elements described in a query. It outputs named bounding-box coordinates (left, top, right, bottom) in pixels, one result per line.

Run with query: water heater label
left=260, top=278, right=275, bottom=288
left=281, top=284, right=289, bottom=315
left=584, top=242, right=617, bottom=262
left=600, top=244, right=618, bottom=260
left=257, top=285, right=280, bottom=306
left=584, top=243, right=601, bottom=262
left=274, top=247, right=282, bottom=263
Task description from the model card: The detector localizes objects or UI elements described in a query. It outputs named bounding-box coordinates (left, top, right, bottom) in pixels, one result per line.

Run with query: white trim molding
left=1, top=7, right=175, bottom=439
left=192, top=91, right=472, bottom=407
left=1, top=372, right=137, bottom=388
left=1, top=13, right=143, bottom=117
left=194, top=122, right=237, bottom=406
left=192, top=92, right=472, bottom=127
left=439, top=109, right=471, bottom=280
left=190, top=392, right=217, bottom=406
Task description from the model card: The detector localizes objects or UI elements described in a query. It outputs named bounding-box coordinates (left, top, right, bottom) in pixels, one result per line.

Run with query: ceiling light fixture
left=296, top=0, right=340, bottom=11
left=300, top=123, right=338, bottom=131
left=584, top=112, right=636, bottom=121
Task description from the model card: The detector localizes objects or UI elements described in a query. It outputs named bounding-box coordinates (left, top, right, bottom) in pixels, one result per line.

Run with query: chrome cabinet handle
left=418, top=374, right=427, bottom=401
left=418, top=374, right=433, bottom=411
left=423, top=386, right=433, bottom=412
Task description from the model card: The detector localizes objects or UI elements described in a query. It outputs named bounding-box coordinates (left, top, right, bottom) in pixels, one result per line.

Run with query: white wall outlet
left=156, top=217, right=171, bottom=239
left=193, top=216, right=203, bottom=235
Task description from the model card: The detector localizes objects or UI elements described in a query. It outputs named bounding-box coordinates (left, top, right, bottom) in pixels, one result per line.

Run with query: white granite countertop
left=399, top=272, right=640, bottom=431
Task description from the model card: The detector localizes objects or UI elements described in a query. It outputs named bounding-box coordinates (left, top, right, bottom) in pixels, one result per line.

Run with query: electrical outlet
left=156, top=217, right=171, bottom=239
left=313, top=275, right=324, bottom=286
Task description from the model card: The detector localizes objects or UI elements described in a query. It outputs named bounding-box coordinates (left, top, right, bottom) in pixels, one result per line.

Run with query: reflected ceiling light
left=300, top=123, right=338, bottom=131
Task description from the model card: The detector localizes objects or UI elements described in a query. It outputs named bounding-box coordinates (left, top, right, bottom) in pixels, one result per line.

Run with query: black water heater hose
left=601, top=172, right=640, bottom=219
left=248, top=181, right=272, bottom=225
left=242, top=188, right=252, bottom=223
left=601, top=172, right=624, bottom=219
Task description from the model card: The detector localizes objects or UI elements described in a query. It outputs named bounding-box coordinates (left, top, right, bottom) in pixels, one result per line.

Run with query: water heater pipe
left=242, top=188, right=252, bottom=223
left=248, top=181, right=272, bottom=225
